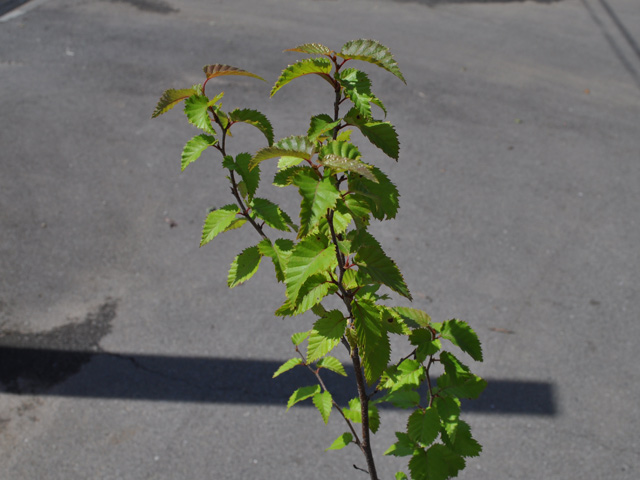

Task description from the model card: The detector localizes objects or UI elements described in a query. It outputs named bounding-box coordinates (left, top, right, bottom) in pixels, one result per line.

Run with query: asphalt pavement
left=1, top=0, right=639, bottom=478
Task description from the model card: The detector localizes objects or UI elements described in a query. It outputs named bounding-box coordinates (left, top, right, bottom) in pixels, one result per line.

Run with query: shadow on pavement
left=0, top=346, right=557, bottom=415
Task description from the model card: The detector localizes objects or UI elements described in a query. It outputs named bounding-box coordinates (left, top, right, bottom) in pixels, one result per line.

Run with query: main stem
left=329, top=65, right=378, bottom=480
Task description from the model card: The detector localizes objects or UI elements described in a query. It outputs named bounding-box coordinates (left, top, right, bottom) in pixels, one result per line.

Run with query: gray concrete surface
left=1, top=0, right=639, bottom=478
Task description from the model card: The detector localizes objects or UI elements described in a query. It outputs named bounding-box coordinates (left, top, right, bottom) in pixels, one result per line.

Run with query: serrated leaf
left=393, top=307, right=431, bottom=329
left=307, top=310, right=346, bottom=362
left=351, top=230, right=411, bottom=299
left=351, top=299, right=390, bottom=385
left=316, top=356, right=347, bottom=377
left=257, top=238, right=294, bottom=283
left=227, top=245, right=262, bottom=288
left=291, top=274, right=336, bottom=315
left=440, top=319, right=483, bottom=362
left=250, top=197, right=294, bottom=232
left=408, top=449, right=429, bottom=480
left=410, top=329, right=441, bottom=362
left=203, top=64, right=265, bottom=81
left=223, top=218, right=247, bottom=232
left=184, top=95, right=215, bottom=134
left=339, top=68, right=386, bottom=119
left=320, top=140, right=361, bottom=160
left=271, top=58, right=333, bottom=96
left=395, top=472, right=409, bottom=480
left=368, top=404, right=380, bottom=433
left=225, top=153, right=260, bottom=200
left=338, top=39, right=406, bottom=83
left=273, top=166, right=308, bottom=186
left=286, top=43, right=333, bottom=56
left=380, top=359, right=425, bottom=393
left=308, top=114, right=341, bottom=141
left=273, top=358, right=303, bottom=378
left=285, top=235, right=337, bottom=306
left=379, top=389, right=421, bottom=409
left=251, top=135, right=316, bottom=170
left=441, top=420, right=482, bottom=457
left=345, top=398, right=380, bottom=433
left=294, top=171, right=342, bottom=238
left=346, top=109, right=400, bottom=160
left=407, top=408, right=440, bottom=447
left=277, top=156, right=305, bottom=170
left=423, top=444, right=466, bottom=480
left=152, top=87, right=197, bottom=118
left=200, top=204, right=240, bottom=246
left=435, top=396, right=461, bottom=442
left=384, top=432, right=416, bottom=457
left=320, top=155, right=377, bottom=182
left=229, top=108, right=274, bottom=146
left=326, top=432, right=353, bottom=451
left=291, top=330, right=311, bottom=346
left=348, top=166, right=399, bottom=220
left=436, top=355, right=487, bottom=400
left=313, top=391, right=333, bottom=424
left=287, top=385, right=321, bottom=410
left=181, top=134, right=217, bottom=171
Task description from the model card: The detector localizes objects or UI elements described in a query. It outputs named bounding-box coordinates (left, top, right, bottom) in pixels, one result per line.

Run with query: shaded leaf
left=227, top=245, right=262, bottom=288
left=271, top=58, right=333, bottom=96
left=250, top=197, right=294, bottom=232
left=225, top=153, right=260, bottom=200
left=152, top=87, right=197, bottom=118
left=393, top=307, right=431, bottom=329
left=308, top=114, right=341, bottom=141
left=181, top=134, right=217, bottom=171
left=229, top=108, right=274, bottom=145
left=273, top=166, right=308, bottom=187
left=441, top=420, right=482, bottom=458
left=273, top=358, right=303, bottom=378
left=203, top=64, right=265, bottom=81
left=320, top=155, right=377, bottom=182
left=440, top=319, right=483, bottom=362
left=257, top=238, right=294, bottom=283
left=384, top=432, right=416, bottom=458
left=423, top=444, right=466, bottom=480
left=348, top=166, right=399, bottom=220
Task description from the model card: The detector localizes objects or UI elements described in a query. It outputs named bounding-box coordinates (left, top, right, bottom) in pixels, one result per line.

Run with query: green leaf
left=351, top=230, right=411, bottom=299
left=440, top=319, right=483, bottom=362
left=291, top=274, right=336, bottom=315
left=293, top=170, right=341, bottom=238
left=277, top=156, right=305, bottom=170
left=441, top=420, right=482, bottom=457
left=384, top=432, right=416, bottom=457
left=435, top=396, right=461, bottom=442
left=348, top=166, right=399, bottom=220
left=368, top=403, right=381, bottom=433
left=393, top=307, right=431, bottom=328
left=344, top=398, right=380, bottom=433
left=184, top=95, right=215, bottom=134
left=152, top=87, right=197, bottom=118
left=285, top=235, right=337, bottom=306
left=273, top=166, right=308, bottom=187
left=320, top=139, right=361, bottom=160
left=437, top=353, right=487, bottom=399
left=351, top=299, right=390, bottom=385
left=338, top=39, right=406, bottom=83
left=273, top=358, right=303, bottom=378
left=307, top=310, right=346, bottom=362
left=181, top=134, right=217, bottom=171
left=423, top=444, right=466, bottom=480
left=200, top=204, right=240, bottom=246
left=308, top=114, right=341, bottom=141
left=271, top=58, right=333, bottom=96
left=321, top=155, right=378, bottom=183
left=250, top=198, right=294, bottom=232
left=339, top=68, right=386, bottom=119
left=313, top=391, right=333, bottom=424
left=229, top=108, right=274, bottom=146
left=203, top=64, right=265, bottom=81
left=291, top=330, right=311, bottom=346
left=379, top=359, right=425, bottom=392
left=286, top=43, right=333, bottom=56
left=227, top=245, right=262, bottom=288
left=408, top=449, right=429, bottom=480
left=287, top=385, right=321, bottom=410
left=326, top=432, right=353, bottom=451
left=251, top=135, right=316, bottom=170
left=224, top=153, right=260, bottom=200
left=257, top=238, right=294, bottom=283
left=316, top=356, right=347, bottom=377
left=395, top=472, right=409, bottom=480
left=379, top=389, right=421, bottom=409
left=346, top=109, right=400, bottom=160
left=407, top=407, right=440, bottom=447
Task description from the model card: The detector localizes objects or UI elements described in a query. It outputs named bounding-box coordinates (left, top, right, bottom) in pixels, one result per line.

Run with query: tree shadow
left=0, top=346, right=557, bottom=415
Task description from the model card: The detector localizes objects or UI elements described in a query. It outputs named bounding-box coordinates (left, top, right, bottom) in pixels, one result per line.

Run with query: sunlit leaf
left=200, top=204, right=240, bottom=246
left=326, top=432, right=353, bottom=451
left=227, top=245, right=262, bottom=288
left=181, top=134, right=217, bottom=171
left=338, top=39, right=406, bottom=83
left=203, top=64, right=265, bottom=81
left=313, top=391, right=333, bottom=424
left=229, top=108, right=274, bottom=145
left=287, top=385, right=321, bottom=410
left=152, top=87, right=197, bottom=118
left=286, top=43, right=333, bottom=56
left=273, top=358, right=303, bottom=378
left=271, top=58, right=333, bottom=96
